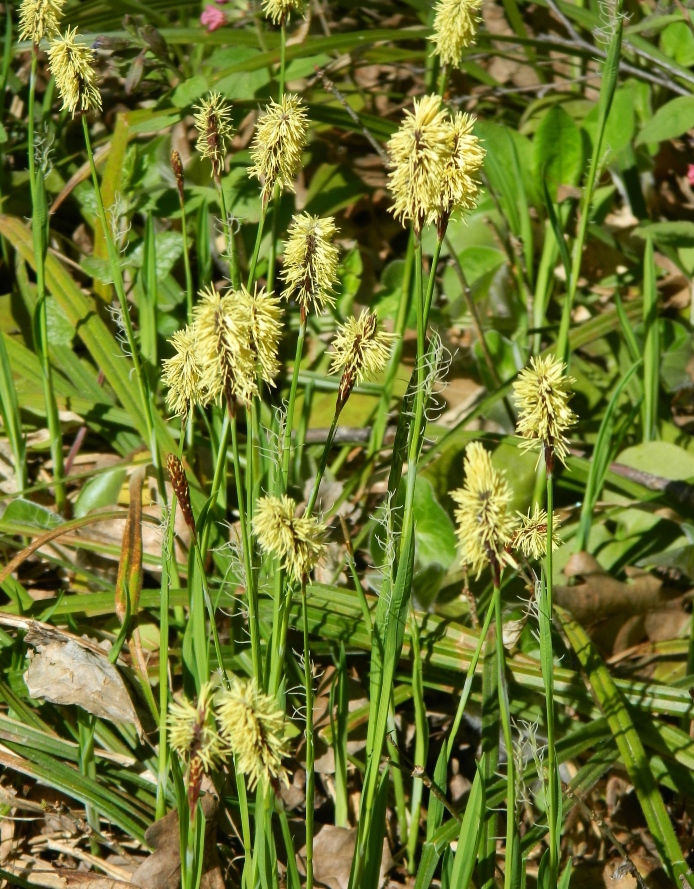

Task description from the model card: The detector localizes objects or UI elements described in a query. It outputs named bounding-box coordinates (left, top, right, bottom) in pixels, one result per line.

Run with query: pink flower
left=201, top=5, right=225, bottom=30
left=688, top=164, right=694, bottom=187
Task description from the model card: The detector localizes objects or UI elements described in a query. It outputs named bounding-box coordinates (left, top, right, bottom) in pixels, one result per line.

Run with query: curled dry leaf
left=21, top=623, right=141, bottom=730
left=297, top=825, right=393, bottom=889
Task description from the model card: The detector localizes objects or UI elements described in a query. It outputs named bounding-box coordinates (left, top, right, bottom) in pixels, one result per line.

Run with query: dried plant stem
left=28, top=49, right=65, bottom=513
left=81, top=115, right=164, bottom=499
left=301, top=577, right=315, bottom=889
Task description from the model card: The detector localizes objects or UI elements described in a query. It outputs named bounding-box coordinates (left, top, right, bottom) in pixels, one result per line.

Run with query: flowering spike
left=280, top=213, right=340, bottom=314
left=193, top=92, right=234, bottom=179
left=253, top=495, right=326, bottom=582
left=216, top=676, right=289, bottom=790
left=47, top=27, right=102, bottom=117
left=430, top=0, right=483, bottom=69
left=329, top=311, right=396, bottom=405
left=193, top=285, right=257, bottom=406
left=513, top=355, right=577, bottom=471
left=162, top=326, right=204, bottom=420
left=387, top=94, right=452, bottom=233
left=262, top=0, right=304, bottom=25
left=18, top=0, right=64, bottom=44
left=438, top=111, right=485, bottom=230
left=168, top=681, right=225, bottom=772
left=450, top=442, right=517, bottom=579
left=236, top=284, right=283, bottom=386
left=514, top=505, right=561, bottom=560
left=248, top=94, right=309, bottom=204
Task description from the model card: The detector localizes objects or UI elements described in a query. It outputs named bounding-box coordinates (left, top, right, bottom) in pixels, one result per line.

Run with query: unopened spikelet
left=216, top=676, right=289, bottom=790
left=450, top=442, right=517, bottom=578
left=513, top=355, right=577, bottom=470
left=18, top=0, right=64, bottom=44
left=237, top=285, right=283, bottom=385
left=193, top=92, right=234, bottom=178
left=248, top=94, right=308, bottom=204
left=47, top=27, right=102, bottom=116
left=171, top=150, right=185, bottom=201
left=162, top=326, right=203, bottom=420
left=262, top=0, right=304, bottom=25
left=193, top=285, right=257, bottom=405
left=514, top=505, right=561, bottom=560
left=387, top=94, right=452, bottom=233
left=439, top=112, right=485, bottom=223
left=430, top=0, right=483, bottom=69
left=167, top=454, right=196, bottom=535
left=167, top=681, right=224, bottom=771
left=280, top=213, right=340, bottom=314
left=253, top=495, right=326, bottom=582
left=329, top=311, right=396, bottom=404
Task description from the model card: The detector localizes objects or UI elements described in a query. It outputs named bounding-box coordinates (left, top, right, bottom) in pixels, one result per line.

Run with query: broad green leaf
left=634, top=221, right=694, bottom=247
left=2, top=499, right=63, bottom=531
left=413, top=477, right=457, bottom=570
left=74, top=468, right=127, bottom=518
left=581, top=86, right=635, bottom=158
left=171, top=74, right=208, bottom=107
left=533, top=105, right=583, bottom=197
left=660, top=21, right=694, bottom=67
left=636, top=96, right=694, bottom=145
left=617, top=441, right=694, bottom=481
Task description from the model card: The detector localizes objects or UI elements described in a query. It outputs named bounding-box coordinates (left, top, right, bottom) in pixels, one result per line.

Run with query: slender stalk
left=278, top=23, right=286, bottom=100
left=544, top=471, right=560, bottom=882
left=28, top=50, right=65, bottom=512
left=422, top=232, right=444, bottom=328
left=218, top=181, right=240, bottom=291
left=247, top=204, right=268, bottom=289
left=81, top=116, right=164, bottom=498
left=493, top=570, right=517, bottom=889
left=200, top=413, right=230, bottom=557
left=156, top=494, right=176, bottom=819
left=281, top=315, right=307, bottom=492
left=301, top=578, right=315, bottom=889
left=306, top=408, right=341, bottom=515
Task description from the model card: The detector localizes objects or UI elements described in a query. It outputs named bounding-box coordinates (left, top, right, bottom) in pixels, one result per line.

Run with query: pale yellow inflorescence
left=329, top=311, right=396, bottom=401
left=236, top=284, right=284, bottom=386
left=192, top=285, right=256, bottom=405
left=216, top=676, right=289, bottom=790
left=387, top=94, right=451, bottom=232
left=253, top=495, right=326, bottom=582
left=193, top=92, right=234, bottom=178
left=18, top=0, right=64, bottom=44
left=439, top=111, right=485, bottom=218
left=47, top=26, right=102, bottom=117
left=430, top=0, right=483, bottom=69
left=261, top=0, right=304, bottom=25
left=248, top=94, right=309, bottom=204
left=450, top=442, right=517, bottom=578
left=162, top=326, right=204, bottom=420
left=167, top=681, right=225, bottom=772
left=514, top=505, right=562, bottom=560
left=280, top=213, right=340, bottom=313
left=513, top=355, right=577, bottom=467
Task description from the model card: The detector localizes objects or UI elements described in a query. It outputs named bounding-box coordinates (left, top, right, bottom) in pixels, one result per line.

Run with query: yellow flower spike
left=329, top=310, right=396, bottom=405
left=216, top=676, right=290, bottom=791
left=387, top=94, right=452, bottom=234
left=253, top=495, right=326, bottom=582
left=513, top=355, right=577, bottom=471
left=193, top=91, right=234, bottom=179
left=47, top=27, right=102, bottom=117
left=450, top=441, right=517, bottom=579
left=439, top=111, right=485, bottom=224
left=193, top=284, right=257, bottom=406
left=162, top=326, right=204, bottom=421
left=514, top=505, right=562, bottom=561
left=430, top=0, right=483, bottom=69
left=280, top=213, right=340, bottom=315
left=236, top=284, right=284, bottom=386
left=18, top=0, right=65, bottom=44
left=248, top=94, right=309, bottom=205
left=167, top=681, right=225, bottom=772
left=261, top=0, right=304, bottom=25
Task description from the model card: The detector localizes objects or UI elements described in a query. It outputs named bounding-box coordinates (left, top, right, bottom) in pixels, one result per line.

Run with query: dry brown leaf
left=23, top=628, right=141, bottom=729
left=130, top=796, right=223, bottom=889
left=298, top=825, right=392, bottom=889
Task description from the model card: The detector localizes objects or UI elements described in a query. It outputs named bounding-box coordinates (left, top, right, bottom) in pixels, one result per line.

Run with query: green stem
left=218, top=180, right=240, bottom=291
left=278, top=23, right=286, bottom=100
left=422, top=231, right=443, bottom=329
left=305, top=406, right=341, bottom=516
left=544, top=471, right=560, bottom=883
left=200, top=413, right=230, bottom=557
left=301, top=578, right=314, bottom=889
left=81, top=116, right=164, bottom=499
left=494, top=575, right=517, bottom=889
left=156, top=493, right=177, bottom=819
left=281, top=315, right=307, bottom=492
left=246, top=203, right=268, bottom=290
left=178, top=192, right=194, bottom=325
left=28, top=50, right=65, bottom=513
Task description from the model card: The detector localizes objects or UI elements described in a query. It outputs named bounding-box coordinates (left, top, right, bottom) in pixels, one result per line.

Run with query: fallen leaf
left=23, top=627, right=141, bottom=729
left=130, top=796, right=223, bottom=889
left=298, top=825, right=392, bottom=889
